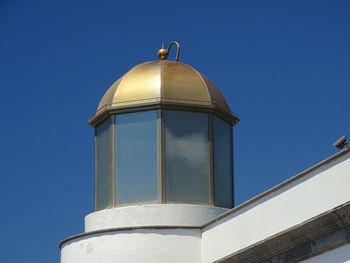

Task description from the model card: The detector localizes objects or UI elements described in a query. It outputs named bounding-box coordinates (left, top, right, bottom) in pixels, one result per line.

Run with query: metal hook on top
left=167, top=41, right=181, bottom=61
left=157, top=41, right=181, bottom=61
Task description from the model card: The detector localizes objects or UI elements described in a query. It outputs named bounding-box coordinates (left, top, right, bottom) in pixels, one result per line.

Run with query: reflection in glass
left=213, top=117, right=232, bottom=208
left=116, top=111, right=158, bottom=204
left=95, top=118, right=112, bottom=210
left=165, top=111, right=209, bottom=203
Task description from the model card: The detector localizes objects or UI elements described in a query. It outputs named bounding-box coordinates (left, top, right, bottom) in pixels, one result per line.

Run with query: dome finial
left=157, top=41, right=180, bottom=61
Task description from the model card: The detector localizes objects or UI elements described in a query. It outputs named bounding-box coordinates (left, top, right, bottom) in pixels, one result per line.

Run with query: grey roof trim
left=215, top=200, right=350, bottom=263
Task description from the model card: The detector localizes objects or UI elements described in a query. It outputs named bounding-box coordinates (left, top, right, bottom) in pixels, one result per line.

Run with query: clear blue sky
left=1, top=1, right=349, bottom=262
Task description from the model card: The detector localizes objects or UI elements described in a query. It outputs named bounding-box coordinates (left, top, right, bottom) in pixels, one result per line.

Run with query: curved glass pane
left=213, top=117, right=233, bottom=208
left=95, top=118, right=112, bottom=210
left=116, top=111, right=158, bottom=204
left=165, top=111, right=209, bottom=203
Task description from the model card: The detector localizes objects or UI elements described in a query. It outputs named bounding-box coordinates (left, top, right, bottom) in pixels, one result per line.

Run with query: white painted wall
left=61, top=151, right=350, bottom=263
left=201, top=151, right=350, bottom=263
left=300, top=244, right=350, bottom=263
left=85, top=204, right=227, bottom=232
left=61, top=229, right=201, bottom=263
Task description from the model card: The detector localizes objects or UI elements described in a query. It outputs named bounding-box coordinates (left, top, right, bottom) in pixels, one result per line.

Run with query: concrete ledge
left=59, top=225, right=201, bottom=249
left=85, top=204, right=228, bottom=232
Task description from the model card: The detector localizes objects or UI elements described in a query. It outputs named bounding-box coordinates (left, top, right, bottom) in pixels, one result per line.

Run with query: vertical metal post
left=93, top=127, right=97, bottom=211
left=157, top=110, right=163, bottom=203
left=208, top=113, right=214, bottom=206
left=230, top=126, right=234, bottom=208
left=160, top=110, right=166, bottom=203
left=110, top=115, right=116, bottom=206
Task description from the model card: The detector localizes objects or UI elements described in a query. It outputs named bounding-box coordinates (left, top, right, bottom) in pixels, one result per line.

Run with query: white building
left=60, top=43, right=350, bottom=263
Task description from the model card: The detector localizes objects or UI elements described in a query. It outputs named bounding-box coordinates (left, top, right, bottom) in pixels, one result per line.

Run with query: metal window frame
left=94, top=108, right=235, bottom=211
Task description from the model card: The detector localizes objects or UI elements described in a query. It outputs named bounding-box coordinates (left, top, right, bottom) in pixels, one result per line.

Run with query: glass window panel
left=116, top=111, right=158, bottom=204
left=165, top=111, right=209, bottom=203
left=213, top=117, right=233, bottom=208
left=95, top=118, right=112, bottom=210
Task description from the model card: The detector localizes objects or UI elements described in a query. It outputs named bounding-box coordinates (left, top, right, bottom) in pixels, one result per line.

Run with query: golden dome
left=89, top=60, right=237, bottom=126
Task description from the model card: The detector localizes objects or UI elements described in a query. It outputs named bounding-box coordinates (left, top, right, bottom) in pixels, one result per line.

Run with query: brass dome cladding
left=89, top=60, right=238, bottom=126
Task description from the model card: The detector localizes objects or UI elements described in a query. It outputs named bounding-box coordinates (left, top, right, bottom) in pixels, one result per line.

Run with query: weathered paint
left=61, top=229, right=201, bottom=263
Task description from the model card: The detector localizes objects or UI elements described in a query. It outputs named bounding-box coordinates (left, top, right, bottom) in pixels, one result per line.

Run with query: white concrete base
left=62, top=204, right=227, bottom=263
left=61, top=228, right=201, bottom=263
left=85, top=204, right=228, bottom=232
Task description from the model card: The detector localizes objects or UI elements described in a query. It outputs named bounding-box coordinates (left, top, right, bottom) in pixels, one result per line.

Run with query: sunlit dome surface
left=96, top=60, right=232, bottom=115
